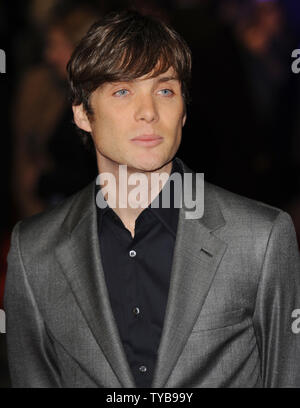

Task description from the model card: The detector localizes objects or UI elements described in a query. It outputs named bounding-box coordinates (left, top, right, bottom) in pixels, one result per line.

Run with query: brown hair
left=67, top=9, right=192, bottom=149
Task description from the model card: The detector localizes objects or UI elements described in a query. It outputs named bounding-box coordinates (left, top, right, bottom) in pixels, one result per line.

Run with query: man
left=4, top=10, right=300, bottom=388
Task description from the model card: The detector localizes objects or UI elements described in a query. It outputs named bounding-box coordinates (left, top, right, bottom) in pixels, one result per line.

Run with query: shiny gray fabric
left=4, top=158, right=300, bottom=388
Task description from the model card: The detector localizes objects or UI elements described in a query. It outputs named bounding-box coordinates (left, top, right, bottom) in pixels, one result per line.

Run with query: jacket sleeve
left=4, top=221, right=62, bottom=388
left=253, top=211, right=300, bottom=387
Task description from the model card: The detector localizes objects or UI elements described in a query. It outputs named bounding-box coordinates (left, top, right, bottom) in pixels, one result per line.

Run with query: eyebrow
left=107, top=75, right=179, bottom=88
left=156, top=76, right=179, bottom=83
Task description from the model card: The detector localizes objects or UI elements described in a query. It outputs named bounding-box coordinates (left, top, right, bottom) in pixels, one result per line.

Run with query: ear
left=72, top=104, right=92, bottom=133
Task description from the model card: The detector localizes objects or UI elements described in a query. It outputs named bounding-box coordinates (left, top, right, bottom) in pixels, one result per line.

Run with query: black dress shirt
left=95, top=159, right=182, bottom=387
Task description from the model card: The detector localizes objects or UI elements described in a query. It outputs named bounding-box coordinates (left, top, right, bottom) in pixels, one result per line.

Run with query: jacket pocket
left=191, top=308, right=247, bottom=332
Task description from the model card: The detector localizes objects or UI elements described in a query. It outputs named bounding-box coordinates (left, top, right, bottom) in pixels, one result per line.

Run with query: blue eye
left=114, top=89, right=129, bottom=97
left=159, top=89, right=174, bottom=96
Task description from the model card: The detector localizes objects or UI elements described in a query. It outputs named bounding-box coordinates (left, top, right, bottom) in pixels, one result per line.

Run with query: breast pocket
left=191, top=308, right=247, bottom=332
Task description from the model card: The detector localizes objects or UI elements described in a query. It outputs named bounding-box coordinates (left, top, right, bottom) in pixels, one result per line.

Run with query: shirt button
left=133, top=307, right=140, bottom=316
left=129, top=250, right=136, bottom=257
left=139, top=365, right=147, bottom=373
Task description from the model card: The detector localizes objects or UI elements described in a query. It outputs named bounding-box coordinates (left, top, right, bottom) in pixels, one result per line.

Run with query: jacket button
left=133, top=307, right=140, bottom=316
left=139, top=365, right=147, bottom=373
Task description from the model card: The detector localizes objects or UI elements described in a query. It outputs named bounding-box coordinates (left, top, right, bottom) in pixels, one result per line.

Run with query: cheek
left=96, top=104, right=127, bottom=127
left=90, top=111, right=127, bottom=146
left=164, top=110, right=185, bottom=134
left=163, top=100, right=185, bottom=125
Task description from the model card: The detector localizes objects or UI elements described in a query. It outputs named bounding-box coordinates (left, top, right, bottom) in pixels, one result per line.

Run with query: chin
left=129, top=155, right=171, bottom=173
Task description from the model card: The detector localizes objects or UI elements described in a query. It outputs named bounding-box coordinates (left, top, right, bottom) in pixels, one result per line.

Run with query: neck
left=96, top=155, right=173, bottom=236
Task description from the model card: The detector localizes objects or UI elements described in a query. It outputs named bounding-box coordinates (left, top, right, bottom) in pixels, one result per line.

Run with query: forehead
left=108, top=66, right=179, bottom=86
left=137, top=66, right=178, bottom=82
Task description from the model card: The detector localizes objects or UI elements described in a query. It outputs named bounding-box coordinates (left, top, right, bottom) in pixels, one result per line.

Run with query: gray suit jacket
left=4, top=158, right=300, bottom=387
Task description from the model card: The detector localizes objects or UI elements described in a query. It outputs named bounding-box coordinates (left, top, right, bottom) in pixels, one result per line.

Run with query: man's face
left=73, top=66, right=186, bottom=172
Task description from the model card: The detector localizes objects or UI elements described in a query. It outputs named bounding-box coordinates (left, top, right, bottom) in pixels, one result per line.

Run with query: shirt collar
left=95, top=158, right=183, bottom=237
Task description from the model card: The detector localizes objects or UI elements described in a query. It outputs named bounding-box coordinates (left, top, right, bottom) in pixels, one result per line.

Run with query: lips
left=132, top=134, right=162, bottom=141
left=131, top=134, right=163, bottom=147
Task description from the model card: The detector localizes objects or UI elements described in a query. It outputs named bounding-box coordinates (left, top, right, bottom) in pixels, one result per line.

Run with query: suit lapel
left=55, top=182, right=136, bottom=388
left=152, top=160, right=228, bottom=387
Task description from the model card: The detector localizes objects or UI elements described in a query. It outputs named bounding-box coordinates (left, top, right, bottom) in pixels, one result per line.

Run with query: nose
left=134, top=94, right=159, bottom=123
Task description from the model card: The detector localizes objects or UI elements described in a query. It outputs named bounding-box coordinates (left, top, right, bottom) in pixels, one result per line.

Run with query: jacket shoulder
left=206, top=182, right=285, bottom=229
left=178, top=157, right=286, bottom=229
left=12, top=181, right=94, bottom=256
left=205, top=183, right=297, bottom=273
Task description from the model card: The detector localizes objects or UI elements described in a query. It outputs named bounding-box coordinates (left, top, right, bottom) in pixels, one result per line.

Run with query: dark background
left=1, top=0, right=300, bottom=387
